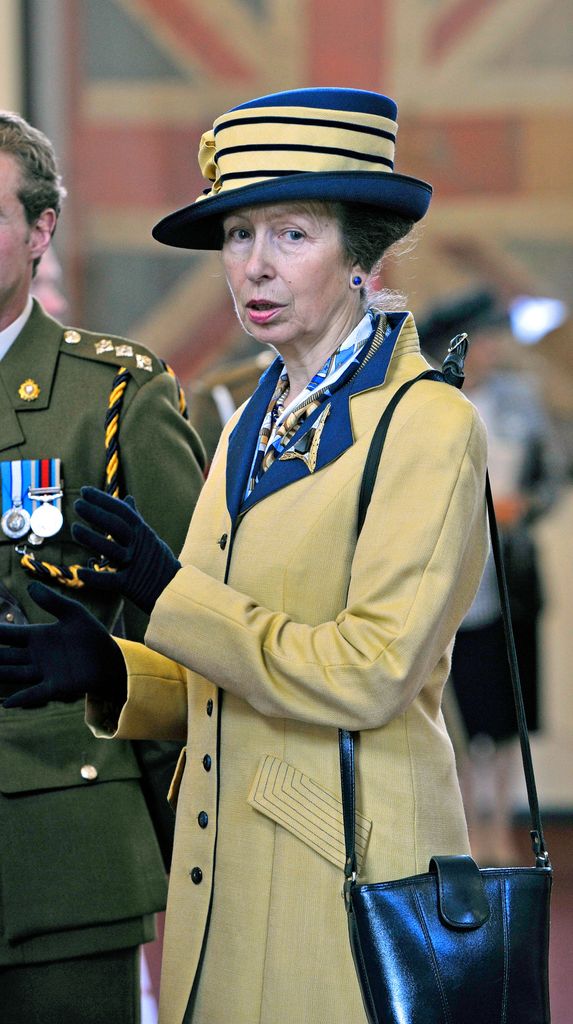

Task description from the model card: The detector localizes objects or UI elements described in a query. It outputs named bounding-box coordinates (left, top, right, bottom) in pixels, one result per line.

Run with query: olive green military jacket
left=0, top=300, right=205, bottom=966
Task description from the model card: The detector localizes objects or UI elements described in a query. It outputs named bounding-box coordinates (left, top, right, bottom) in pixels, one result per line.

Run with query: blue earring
left=352, top=275, right=362, bottom=287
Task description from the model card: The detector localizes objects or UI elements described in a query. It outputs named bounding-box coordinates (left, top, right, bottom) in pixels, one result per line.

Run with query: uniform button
left=198, top=811, right=208, bottom=829
left=206, top=699, right=213, bottom=716
left=63, top=329, right=81, bottom=344
left=218, top=533, right=228, bottom=550
left=202, top=754, right=212, bottom=771
left=80, top=764, right=98, bottom=781
left=5, top=612, right=14, bottom=623
left=190, top=866, right=203, bottom=884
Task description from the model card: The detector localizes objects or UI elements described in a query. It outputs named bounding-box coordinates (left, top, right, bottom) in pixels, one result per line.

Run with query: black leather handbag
left=340, top=366, right=552, bottom=1024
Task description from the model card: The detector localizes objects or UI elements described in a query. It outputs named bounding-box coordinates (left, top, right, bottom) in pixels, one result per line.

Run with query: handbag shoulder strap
left=357, top=370, right=443, bottom=536
left=341, top=369, right=444, bottom=880
left=340, top=362, right=550, bottom=881
left=485, top=474, right=549, bottom=865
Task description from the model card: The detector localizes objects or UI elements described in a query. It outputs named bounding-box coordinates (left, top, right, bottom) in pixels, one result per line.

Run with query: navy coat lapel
left=227, top=312, right=408, bottom=520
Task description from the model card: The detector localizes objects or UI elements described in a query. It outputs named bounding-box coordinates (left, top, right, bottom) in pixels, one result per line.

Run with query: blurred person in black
left=421, top=289, right=564, bottom=864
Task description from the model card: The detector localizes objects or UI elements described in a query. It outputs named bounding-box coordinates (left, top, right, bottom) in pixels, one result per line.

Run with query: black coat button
left=190, top=866, right=203, bottom=884
left=198, top=811, right=208, bottom=829
left=218, top=533, right=228, bottom=550
left=202, top=754, right=212, bottom=771
left=206, top=699, right=213, bottom=716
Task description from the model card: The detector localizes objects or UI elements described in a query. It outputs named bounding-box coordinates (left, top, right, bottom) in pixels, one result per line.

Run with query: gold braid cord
left=20, top=367, right=131, bottom=588
left=104, top=368, right=130, bottom=497
left=19, top=555, right=86, bottom=587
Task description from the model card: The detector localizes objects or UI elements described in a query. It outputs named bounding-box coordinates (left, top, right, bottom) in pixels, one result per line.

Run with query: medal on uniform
left=29, top=487, right=64, bottom=539
left=1, top=462, right=31, bottom=539
left=1, top=458, right=63, bottom=543
left=1, top=503, right=31, bottom=539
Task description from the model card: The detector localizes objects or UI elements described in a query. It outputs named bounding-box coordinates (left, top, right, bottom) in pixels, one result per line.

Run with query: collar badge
left=18, top=379, right=41, bottom=402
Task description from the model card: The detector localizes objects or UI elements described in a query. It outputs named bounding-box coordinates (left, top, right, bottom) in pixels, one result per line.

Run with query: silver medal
left=29, top=501, right=64, bottom=539
left=1, top=504, right=31, bottom=539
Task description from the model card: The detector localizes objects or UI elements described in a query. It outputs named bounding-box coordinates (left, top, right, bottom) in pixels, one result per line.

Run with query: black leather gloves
left=73, top=487, right=181, bottom=614
left=0, top=582, right=127, bottom=709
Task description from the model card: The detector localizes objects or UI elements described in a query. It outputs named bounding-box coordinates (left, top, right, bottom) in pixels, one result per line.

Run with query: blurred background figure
left=30, top=242, right=68, bottom=320
left=421, top=289, right=565, bottom=865
left=188, top=350, right=274, bottom=470
left=432, top=234, right=573, bottom=473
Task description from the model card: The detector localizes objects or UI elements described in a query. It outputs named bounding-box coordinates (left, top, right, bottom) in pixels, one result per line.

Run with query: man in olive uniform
left=0, top=113, right=205, bottom=1022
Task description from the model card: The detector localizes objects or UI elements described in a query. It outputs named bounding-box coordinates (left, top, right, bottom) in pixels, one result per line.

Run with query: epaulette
left=59, top=327, right=164, bottom=386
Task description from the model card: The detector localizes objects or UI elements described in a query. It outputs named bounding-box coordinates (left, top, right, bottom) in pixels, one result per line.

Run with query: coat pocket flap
left=248, top=754, right=371, bottom=872
left=0, top=702, right=141, bottom=794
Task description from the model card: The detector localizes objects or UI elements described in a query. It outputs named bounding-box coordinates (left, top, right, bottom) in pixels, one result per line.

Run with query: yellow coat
left=89, top=313, right=488, bottom=1023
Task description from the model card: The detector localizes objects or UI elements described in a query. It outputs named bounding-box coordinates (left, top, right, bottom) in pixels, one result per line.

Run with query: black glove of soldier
left=0, top=582, right=127, bottom=709
left=72, top=486, right=181, bottom=614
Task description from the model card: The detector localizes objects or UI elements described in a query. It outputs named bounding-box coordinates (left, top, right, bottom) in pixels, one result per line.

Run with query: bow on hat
left=198, top=130, right=222, bottom=195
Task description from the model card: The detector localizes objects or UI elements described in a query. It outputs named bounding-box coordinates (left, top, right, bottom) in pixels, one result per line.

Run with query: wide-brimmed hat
left=152, top=87, right=432, bottom=251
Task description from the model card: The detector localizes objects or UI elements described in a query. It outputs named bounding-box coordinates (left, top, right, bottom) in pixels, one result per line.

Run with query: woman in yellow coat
left=1, top=88, right=488, bottom=1023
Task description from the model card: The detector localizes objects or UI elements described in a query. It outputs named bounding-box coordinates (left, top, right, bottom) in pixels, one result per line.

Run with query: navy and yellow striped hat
left=152, top=87, right=432, bottom=251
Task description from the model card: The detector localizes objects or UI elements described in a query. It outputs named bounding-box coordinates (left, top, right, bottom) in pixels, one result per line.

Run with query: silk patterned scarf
left=246, top=309, right=384, bottom=497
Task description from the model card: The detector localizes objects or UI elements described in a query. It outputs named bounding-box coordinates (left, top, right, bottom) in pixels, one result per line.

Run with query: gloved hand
left=0, top=582, right=127, bottom=709
left=72, top=486, right=180, bottom=614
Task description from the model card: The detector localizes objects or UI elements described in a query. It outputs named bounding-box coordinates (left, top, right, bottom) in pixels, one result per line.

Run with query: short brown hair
left=0, top=111, right=66, bottom=224
left=334, top=202, right=414, bottom=274
left=333, top=202, right=415, bottom=311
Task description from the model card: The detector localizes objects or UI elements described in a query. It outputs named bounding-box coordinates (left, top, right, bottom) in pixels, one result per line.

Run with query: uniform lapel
left=0, top=375, right=25, bottom=453
left=0, top=301, right=63, bottom=444
left=0, top=302, right=63, bottom=454
left=235, top=312, right=409, bottom=518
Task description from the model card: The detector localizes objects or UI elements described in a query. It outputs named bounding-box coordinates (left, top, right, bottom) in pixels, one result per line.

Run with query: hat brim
left=152, top=170, right=432, bottom=250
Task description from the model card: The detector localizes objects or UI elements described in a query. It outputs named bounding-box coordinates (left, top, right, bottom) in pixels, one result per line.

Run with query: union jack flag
left=30, top=0, right=572, bottom=381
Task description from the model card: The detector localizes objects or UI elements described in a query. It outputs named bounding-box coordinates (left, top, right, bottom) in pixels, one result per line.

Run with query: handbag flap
left=430, top=854, right=490, bottom=929
left=249, top=754, right=371, bottom=872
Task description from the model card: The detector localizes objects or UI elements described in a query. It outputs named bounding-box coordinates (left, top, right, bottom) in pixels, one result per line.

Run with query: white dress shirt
left=0, top=295, right=33, bottom=361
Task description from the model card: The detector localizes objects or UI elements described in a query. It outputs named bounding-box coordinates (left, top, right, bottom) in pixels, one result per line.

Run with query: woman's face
left=222, top=202, right=362, bottom=356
